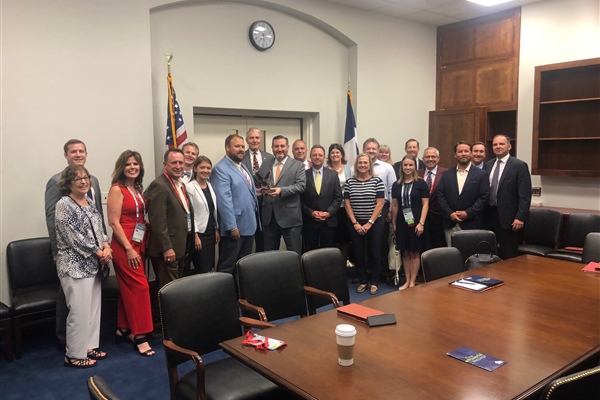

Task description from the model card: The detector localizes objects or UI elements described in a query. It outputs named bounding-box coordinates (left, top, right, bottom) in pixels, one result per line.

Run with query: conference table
left=220, top=255, right=600, bottom=400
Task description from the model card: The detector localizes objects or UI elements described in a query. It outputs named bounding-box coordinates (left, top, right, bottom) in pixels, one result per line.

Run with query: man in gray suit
left=45, top=138, right=104, bottom=350
left=241, top=127, right=273, bottom=252
left=212, top=134, right=260, bottom=274
left=258, top=135, right=306, bottom=255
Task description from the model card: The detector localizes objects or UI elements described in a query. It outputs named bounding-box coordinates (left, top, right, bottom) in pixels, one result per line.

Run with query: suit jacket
left=146, top=173, right=193, bottom=259
left=418, top=166, right=447, bottom=214
left=242, top=149, right=274, bottom=178
left=45, top=171, right=104, bottom=256
left=211, top=156, right=259, bottom=237
left=301, top=168, right=343, bottom=228
left=394, top=158, right=424, bottom=180
left=485, top=156, right=532, bottom=230
left=257, top=156, right=306, bottom=229
left=437, top=165, right=489, bottom=229
left=185, top=180, right=218, bottom=234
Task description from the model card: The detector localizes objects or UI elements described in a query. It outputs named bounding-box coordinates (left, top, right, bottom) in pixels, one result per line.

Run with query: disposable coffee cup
left=335, top=324, right=356, bottom=366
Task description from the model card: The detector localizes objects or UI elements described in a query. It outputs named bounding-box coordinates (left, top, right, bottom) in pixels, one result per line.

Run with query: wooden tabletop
left=220, top=255, right=600, bottom=400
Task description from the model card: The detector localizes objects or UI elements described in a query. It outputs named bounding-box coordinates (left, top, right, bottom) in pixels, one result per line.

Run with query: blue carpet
left=0, top=276, right=399, bottom=399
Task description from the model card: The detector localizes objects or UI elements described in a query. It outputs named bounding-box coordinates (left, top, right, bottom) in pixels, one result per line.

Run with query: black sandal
left=87, top=348, right=107, bottom=360
left=115, top=328, right=134, bottom=345
left=133, top=336, right=155, bottom=357
left=64, top=356, right=96, bottom=369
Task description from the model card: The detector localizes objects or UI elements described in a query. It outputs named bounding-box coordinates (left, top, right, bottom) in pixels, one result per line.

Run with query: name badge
left=186, top=214, right=192, bottom=232
left=132, top=223, right=146, bottom=243
left=402, top=208, right=415, bottom=227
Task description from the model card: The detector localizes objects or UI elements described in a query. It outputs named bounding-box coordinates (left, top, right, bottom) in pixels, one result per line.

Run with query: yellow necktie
left=275, top=162, right=282, bottom=182
left=315, top=171, right=321, bottom=195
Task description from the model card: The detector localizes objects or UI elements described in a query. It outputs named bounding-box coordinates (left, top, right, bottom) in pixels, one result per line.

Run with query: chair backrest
left=563, top=213, right=600, bottom=248
left=237, top=250, right=307, bottom=322
left=523, top=209, right=563, bottom=248
left=421, top=247, right=463, bottom=282
left=538, top=365, right=600, bottom=400
left=582, top=232, right=600, bottom=264
left=87, top=375, right=121, bottom=400
left=301, top=248, right=350, bottom=313
left=450, top=230, right=497, bottom=262
left=6, top=238, right=58, bottom=292
left=158, top=272, right=242, bottom=358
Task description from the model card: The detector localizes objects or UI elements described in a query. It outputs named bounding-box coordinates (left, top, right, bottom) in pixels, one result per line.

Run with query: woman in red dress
left=107, top=150, right=154, bottom=357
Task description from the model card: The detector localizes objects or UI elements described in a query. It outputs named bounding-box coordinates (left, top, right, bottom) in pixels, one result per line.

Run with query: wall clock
left=249, top=20, right=275, bottom=51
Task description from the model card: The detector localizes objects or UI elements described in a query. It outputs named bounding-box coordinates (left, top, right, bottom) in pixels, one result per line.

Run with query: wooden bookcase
left=532, top=58, right=600, bottom=177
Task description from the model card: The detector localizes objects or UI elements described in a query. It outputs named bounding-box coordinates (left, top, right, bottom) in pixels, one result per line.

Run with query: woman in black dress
left=392, top=155, right=429, bottom=290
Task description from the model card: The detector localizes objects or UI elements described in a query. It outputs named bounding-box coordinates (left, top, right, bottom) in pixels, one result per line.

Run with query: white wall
left=518, top=0, right=600, bottom=209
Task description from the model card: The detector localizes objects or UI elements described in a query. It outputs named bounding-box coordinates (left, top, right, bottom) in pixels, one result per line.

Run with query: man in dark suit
left=486, top=134, right=532, bottom=260
left=212, top=134, right=260, bottom=275
left=471, top=141, right=487, bottom=170
left=301, top=145, right=342, bottom=252
left=258, top=135, right=306, bottom=255
left=418, top=147, right=447, bottom=248
left=437, top=141, right=489, bottom=245
left=394, top=138, right=425, bottom=179
left=45, top=138, right=104, bottom=351
left=146, top=148, right=193, bottom=289
left=241, top=127, right=274, bottom=252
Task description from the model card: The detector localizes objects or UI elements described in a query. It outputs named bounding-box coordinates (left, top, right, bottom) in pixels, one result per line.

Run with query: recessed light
left=466, top=0, right=515, bottom=6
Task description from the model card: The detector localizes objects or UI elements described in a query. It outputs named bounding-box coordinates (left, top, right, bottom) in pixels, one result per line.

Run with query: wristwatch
left=368, top=219, right=374, bottom=225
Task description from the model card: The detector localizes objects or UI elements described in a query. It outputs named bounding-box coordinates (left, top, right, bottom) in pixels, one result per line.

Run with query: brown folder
left=337, top=303, right=384, bottom=322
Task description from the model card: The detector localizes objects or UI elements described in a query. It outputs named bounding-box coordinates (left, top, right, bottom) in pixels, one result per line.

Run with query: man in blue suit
left=437, top=141, right=489, bottom=245
left=485, top=134, right=532, bottom=260
left=211, top=134, right=260, bottom=274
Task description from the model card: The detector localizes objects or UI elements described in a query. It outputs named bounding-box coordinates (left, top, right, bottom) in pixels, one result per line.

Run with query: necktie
left=253, top=153, right=259, bottom=172
left=275, top=162, right=282, bottom=182
left=315, top=171, right=321, bottom=195
left=426, top=171, right=433, bottom=193
left=489, top=159, right=502, bottom=206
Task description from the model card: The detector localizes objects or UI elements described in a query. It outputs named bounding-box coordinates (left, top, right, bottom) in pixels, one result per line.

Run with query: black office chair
left=450, top=229, right=497, bottom=262
left=538, top=365, right=600, bottom=400
left=0, top=302, right=14, bottom=362
left=518, top=209, right=563, bottom=256
left=421, top=247, right=463, bottom=282
left=159, top=272, right=288, bottom=400
left=301, top=248, right=350, bottom=314
left=237, top=250, right=339, bottom=324
left=547, top=213, right=600, bottom=263
left=582, top=232, right=600, bottom=264
left=87, top=375, right=121, bottom=400
left=6, top=237, right=59, bottom=358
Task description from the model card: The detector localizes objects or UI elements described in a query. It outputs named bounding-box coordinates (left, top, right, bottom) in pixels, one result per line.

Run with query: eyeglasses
left=73, top=176, right=90, bottom=183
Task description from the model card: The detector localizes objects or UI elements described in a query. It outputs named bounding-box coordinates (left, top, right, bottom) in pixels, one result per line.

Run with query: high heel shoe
left=115, top=328, right=133, bottom=345
left=133, top=335, right=155, bottom=357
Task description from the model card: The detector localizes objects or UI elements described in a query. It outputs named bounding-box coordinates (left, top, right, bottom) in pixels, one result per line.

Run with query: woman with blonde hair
left=378, top=144, right=393, bottom=165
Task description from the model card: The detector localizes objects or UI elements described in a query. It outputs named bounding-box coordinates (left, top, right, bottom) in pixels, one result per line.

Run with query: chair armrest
left=163, top=339, right=206, bottom=400
left=239, top=316, right=276, bottom=330
left=304, top=286, right=340, bottom=309
left=238, top=298, right=268, bottom=322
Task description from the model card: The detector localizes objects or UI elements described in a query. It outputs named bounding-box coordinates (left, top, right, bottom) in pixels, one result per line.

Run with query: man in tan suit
left=146, top=148, right=193, bottom=289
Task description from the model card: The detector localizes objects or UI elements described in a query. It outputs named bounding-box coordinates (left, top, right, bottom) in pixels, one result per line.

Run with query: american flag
left=166, top=74, right=188, bottom=148
left=343, top=91, right=358, bottom=167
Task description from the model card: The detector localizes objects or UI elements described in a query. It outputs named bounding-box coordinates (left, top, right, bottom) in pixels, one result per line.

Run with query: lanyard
left=401, top=182, right=413, bottom=208
left=163, top=172, right=190, bottom=212
left=126, top=186, right=146, bottom=221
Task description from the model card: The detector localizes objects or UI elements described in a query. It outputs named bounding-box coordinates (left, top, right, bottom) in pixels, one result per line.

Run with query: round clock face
left=249, top=20, right=275, bottom=51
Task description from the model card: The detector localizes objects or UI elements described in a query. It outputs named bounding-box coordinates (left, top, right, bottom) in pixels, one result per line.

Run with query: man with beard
left=437, top=141, right=489, bottom=245
left=211, top=134, right=260, bottom=274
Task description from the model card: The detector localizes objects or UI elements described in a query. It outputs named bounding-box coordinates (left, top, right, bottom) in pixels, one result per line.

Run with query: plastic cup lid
left=335, top=324, right=356, bottom=337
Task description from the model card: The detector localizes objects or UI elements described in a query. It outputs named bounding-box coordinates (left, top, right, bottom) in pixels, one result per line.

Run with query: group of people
left=44, top=128, right=531, bottom=368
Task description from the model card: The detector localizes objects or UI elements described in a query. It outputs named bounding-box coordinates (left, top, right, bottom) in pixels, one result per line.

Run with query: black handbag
left=464, top=241, right=502, bottom=271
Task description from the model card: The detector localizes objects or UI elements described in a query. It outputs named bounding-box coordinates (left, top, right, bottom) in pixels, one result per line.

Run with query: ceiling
left=319, top=0, right=546, bottom=26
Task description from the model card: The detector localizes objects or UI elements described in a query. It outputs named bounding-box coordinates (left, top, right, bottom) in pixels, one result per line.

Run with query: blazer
left=301, top=167, right=343, bottom=228
left=436, top=165, right=489, bottom=229
left=242, top=149, right=275, bottom=177
left=418, top=166, right=447, bottom=215
left=257, top=156, right=306, bottom=229
left=45, top=171, right=104, bottom=256
left=211, top=156, right=259, bottom=237
left=146, top=173, right=193, bottom=259
left=185, top=180, right=218, bottom=234
left=485, top=156, right=532, bottom=230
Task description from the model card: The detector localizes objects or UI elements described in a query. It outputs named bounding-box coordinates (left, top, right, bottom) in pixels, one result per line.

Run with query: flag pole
left=166, top=53, right=177, bottom=147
